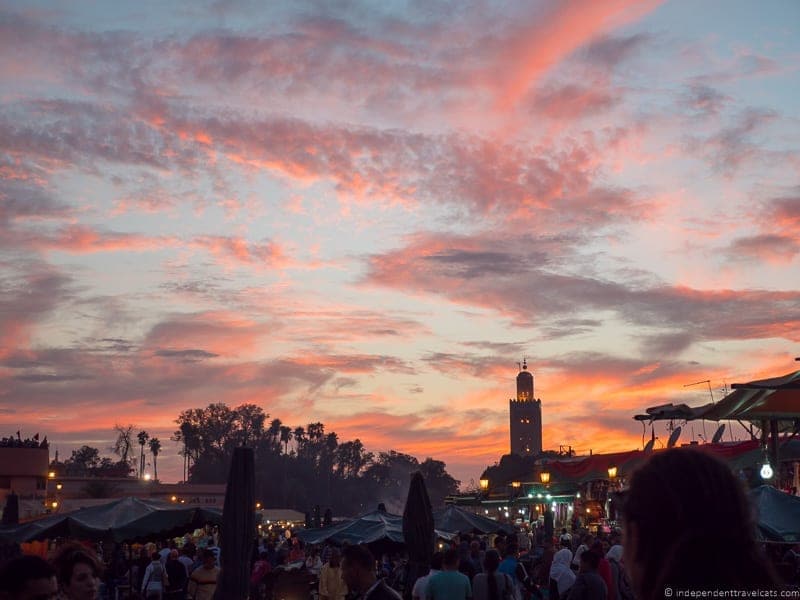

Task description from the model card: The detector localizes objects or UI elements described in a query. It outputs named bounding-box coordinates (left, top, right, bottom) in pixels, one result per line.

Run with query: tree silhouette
left=292, top=425, right=306, bottom=454
left=280, top=426, right=293, bottom=454
left=137, top=430, right=149, bottom=479
left=112, top=424, right=135, bottom=469
left=169, top=403, right=460, bottom=515
left=149, top=437, right=161, bottom=481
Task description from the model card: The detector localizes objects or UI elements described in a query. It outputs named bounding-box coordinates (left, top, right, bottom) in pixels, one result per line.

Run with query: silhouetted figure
left=621, top=448, right=780, bottom=600
left=567, top=550, right=606, bottom=600
left=0, top=555, right=58, bottom=599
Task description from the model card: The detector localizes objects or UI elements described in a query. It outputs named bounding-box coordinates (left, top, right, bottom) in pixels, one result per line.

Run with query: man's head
left=502, top=543, right=518, bottom=559
left=340, top=545, right=376, bottom=593
left=0, top=555, right=58, bottom=600
left=442, top=548, right=459, bottom=571
left=579, top=550, right=600, bottom=574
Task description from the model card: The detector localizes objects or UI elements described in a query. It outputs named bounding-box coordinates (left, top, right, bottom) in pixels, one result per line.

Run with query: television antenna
left=684, top=378, right=715, bottom=441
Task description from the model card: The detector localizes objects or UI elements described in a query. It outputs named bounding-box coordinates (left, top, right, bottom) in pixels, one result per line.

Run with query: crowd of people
left=2, top=449, right=799, bottom=600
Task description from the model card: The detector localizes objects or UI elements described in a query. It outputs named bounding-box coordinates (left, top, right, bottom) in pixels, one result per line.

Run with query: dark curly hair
left=50, top=542, right=102, bottom=588
left=621, top=448, right=778, bottom=599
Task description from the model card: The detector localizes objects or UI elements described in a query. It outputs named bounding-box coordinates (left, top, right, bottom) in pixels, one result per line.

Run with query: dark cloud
left=724, top=234, right=799, bottom=263
left=97, top=338, right=137, bottom=353
left=154, top=349, right=219, bottom=360
left=0, top=180, right=70, bottom=223
left=532, top=84, right=619, bottom=119
left=581, top=33, right=650, bottom=69
left=460, top=340, right=530, bottom=356
left=365, top=232, right=800, bottom=352
left=539, top=318, right=602, bottom=339
left=13, top=373, right=93, bottom=383
left=679, top=83, right=730, bottom=118
left=0, top=261, right=73, bottom=355
left=637, top=331, right=696, bottom=357
left=422, top=352, right=509, bottom=378
left=425, top=250, right=533, bottom=279
left=684, top=108, right=778, bottom=175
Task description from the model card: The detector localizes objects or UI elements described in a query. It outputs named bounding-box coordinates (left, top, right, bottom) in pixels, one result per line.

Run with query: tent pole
left=769, top=419, right=780, bottom=478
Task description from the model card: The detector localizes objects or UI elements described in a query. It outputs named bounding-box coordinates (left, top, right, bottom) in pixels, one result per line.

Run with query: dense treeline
left=49, top=403, right=460, bottom=516
left=172, top=403, right=460, bottom=516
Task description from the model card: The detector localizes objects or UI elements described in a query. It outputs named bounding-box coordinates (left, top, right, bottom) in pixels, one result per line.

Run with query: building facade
left=0, top=443, right=49, bottom=519
left=509, top=360, right=543, bottom=455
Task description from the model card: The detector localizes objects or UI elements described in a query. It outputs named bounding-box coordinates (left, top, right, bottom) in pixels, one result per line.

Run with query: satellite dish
left=667, top=426, right=682, bottom=448
left=643, top=438, right=655, bottom=453
left=711, top=424, right=726, bottom=444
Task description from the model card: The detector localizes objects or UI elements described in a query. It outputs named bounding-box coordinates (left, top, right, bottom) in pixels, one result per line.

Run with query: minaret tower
left=509, top=359, right=543, bottom=455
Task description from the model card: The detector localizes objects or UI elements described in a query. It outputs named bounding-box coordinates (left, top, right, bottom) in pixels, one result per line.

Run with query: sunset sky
left=1, top=0, right=799, bottom=488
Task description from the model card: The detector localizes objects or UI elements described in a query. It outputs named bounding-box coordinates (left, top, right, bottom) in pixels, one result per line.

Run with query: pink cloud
left=485, top=0, right=662, bottom=108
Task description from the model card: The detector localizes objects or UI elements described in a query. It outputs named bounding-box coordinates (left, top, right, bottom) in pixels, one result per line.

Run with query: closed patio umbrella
left=214, top=447, right=255, bottom=600
left=402, top=472, right=434, bottom=600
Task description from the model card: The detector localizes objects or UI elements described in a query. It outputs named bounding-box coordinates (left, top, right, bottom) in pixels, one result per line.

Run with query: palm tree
left=149, top=437, right=161, bottom=481
left=293, top=426, right=306, bottom=455
left=268, top=419, right=282, bottom=451
left=137, top=430, right=149, bottom=479
left=279, top=426, right=292, bottom=455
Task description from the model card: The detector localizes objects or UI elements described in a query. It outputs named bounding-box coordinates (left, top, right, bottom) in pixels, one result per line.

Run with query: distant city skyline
left=1, top=1, right=799, bottom=487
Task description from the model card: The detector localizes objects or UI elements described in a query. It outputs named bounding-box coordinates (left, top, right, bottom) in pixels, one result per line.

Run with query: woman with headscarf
left=549, top=547, right=576, bottom=600
left=605, top=545, right=629, bottom=600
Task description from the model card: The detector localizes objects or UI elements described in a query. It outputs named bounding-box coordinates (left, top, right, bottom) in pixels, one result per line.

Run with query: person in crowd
left=536, top=541, right=554, bottom=587
left=288, top=539, right=305, bottom=563
left=517, top=529, right=531, bottom=554
left=50, top=543, right=101, bottom=600
left=567, top=549, right=606, bottom=600
left=134, top=546, right=151, bottom=592
left=306, top=547, right=324, bottom=577
left=458, top=538, right=477, bottom=582
left=412, top=552, right=443, bottom=600
left=426, top=548, right=471, bottom=600
left=571, top=536, right=592, bottom=572
left=471, top=549, right=513, bottom=600
left=187, top=550, right=219, bottom=600
left=498, top=544, right=538, bottom=599
left=178, top=546, right=194, bottom=579
left=590, top=542, right=613, bottom=600
left=0, top=555, right=58, bottom=600
left=141, top=552, right=168, bottom=599
left=492, top=535, right=507, bottom=558
left=250, top=551, right=272, bottom=600
left=204, top=538, right=220, bottom=567
left=549, top=546, right=576, bottom=600
left=164, top=550, right=186, bottom=599
left=340, top=544, right=400, bottom=600
left=621, top=448, right=780, bottom=600
left=559, top=529, right=572, bottom=548
left=605, top=545, right=633, bottom=600
left=466, top=541, right=484, bottom=578
left=319, top=548, right=347, bottom=600
left=158, top=542, right=173, bottom=566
